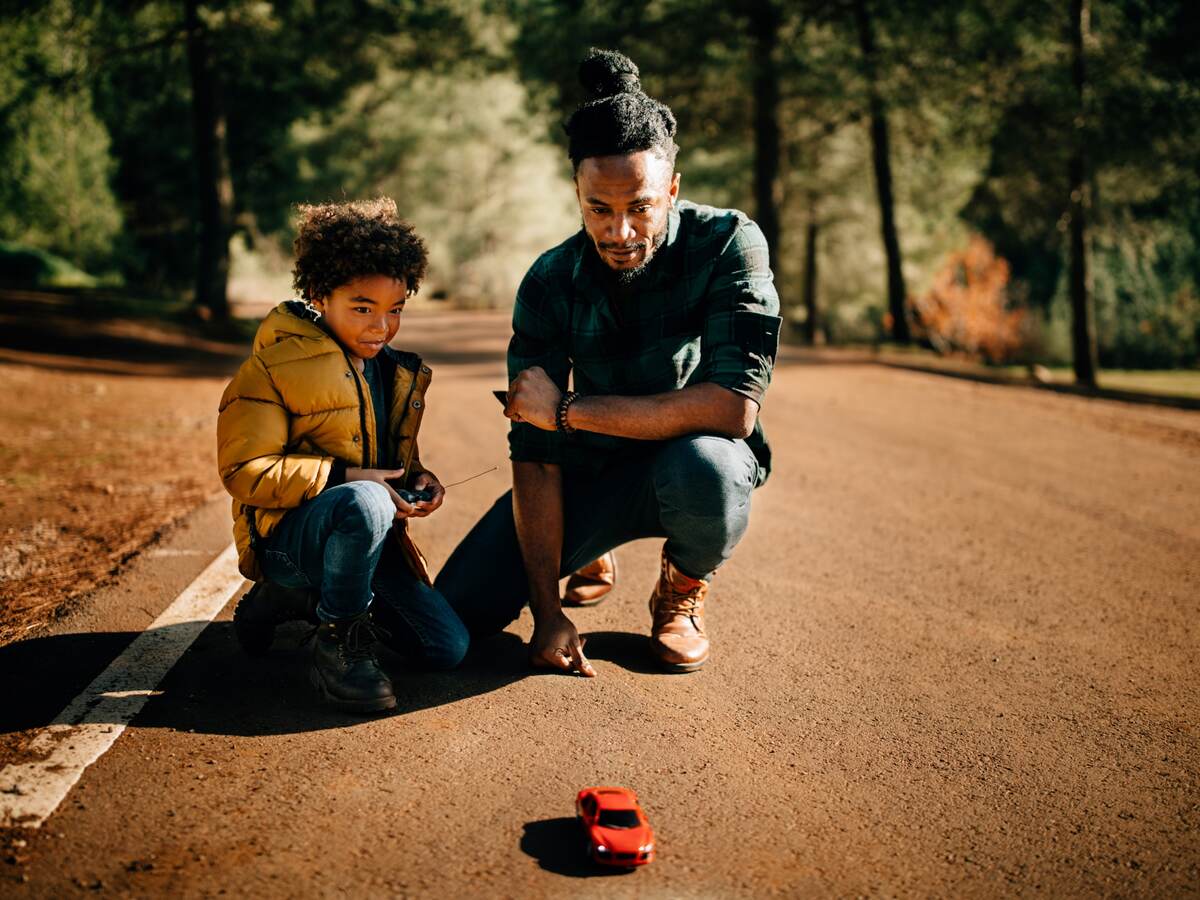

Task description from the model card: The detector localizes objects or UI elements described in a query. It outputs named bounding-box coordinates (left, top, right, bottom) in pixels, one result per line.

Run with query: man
left=436, top=48, right=780, bottom=676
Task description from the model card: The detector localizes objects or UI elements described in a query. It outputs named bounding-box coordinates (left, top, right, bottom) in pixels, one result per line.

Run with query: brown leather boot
left=648, top=552, right=710, bottom=672
left=563, top=551, right=617, bottom=607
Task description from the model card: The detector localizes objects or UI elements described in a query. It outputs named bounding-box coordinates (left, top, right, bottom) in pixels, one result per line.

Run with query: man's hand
left=344, top=467, right=416, bottom=518
left=505, top=366, right=561, bottom=432
left=406, top=471, right=445, bottom=518
left=529, top=610, right=596, bottom=677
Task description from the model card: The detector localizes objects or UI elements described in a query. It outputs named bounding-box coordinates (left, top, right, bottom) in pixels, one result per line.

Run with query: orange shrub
left=913, top=236, right=1026, bottom=363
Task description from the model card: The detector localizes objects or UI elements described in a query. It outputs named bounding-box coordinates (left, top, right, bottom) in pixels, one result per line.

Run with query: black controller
left=396, top=487, right=434, bottom=504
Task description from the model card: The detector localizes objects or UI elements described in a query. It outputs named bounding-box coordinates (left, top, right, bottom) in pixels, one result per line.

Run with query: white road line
left=0, top=543, right=244, bottom=828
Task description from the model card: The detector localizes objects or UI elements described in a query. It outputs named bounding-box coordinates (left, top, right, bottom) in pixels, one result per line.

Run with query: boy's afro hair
left=564, top=48, right=678, bottom=169
left=291, top=197, right=428, bottom=302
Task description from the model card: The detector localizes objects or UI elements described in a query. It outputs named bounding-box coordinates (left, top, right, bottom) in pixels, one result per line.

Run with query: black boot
left=308, top=613, right=396, bottom=713
left=233, top=581, right=318, bottom=656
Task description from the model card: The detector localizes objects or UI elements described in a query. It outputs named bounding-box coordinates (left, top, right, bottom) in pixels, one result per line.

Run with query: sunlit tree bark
left=748, top=0, right=782, bottom=271
left=802, top=195, right=820, bottom=344
left=1068, top=0, right=1098, bottom=386
left=853, top=0, right=909, bottom=344
left=184, top=0, right=233, bottom=319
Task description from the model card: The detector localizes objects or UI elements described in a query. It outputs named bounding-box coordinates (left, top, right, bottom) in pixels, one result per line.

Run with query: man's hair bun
left=579, top=48, right=641, bottom=100
left=565, top=48, right=679, bottom=170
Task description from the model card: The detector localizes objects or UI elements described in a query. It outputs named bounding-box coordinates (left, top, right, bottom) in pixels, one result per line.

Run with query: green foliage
left=962, top=0, right=1200, bottom=367
left=292, top=68, right=578, bottom=307
left=0, top=239, right=98, bottom=287
left=1092, top=211, right=1200, bottom=368
left=0, top=3, right=123, bottom=273
left=0, top=87, right=123, bottom=270
left=0, top=0, right=1195, bottom=368
left=80, top=0, right=484, bottom=291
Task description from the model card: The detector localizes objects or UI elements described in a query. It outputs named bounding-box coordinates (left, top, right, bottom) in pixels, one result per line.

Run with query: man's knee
left=653, top=435, right=757, bottom=512
left=330, top=481, right=395, bottom=536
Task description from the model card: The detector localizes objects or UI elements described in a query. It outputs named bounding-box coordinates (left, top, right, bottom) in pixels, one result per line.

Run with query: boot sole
left=656, top=656, right=708, bottom=673
left=308, top=666, right=397, bottom=714
left=562, top=592, right=610, bottom=608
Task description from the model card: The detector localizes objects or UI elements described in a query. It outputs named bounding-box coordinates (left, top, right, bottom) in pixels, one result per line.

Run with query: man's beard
left=591, top=222, right=669, bottom=289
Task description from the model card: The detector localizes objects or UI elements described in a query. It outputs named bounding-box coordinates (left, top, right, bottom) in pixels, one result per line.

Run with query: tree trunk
left=802, top=202, right=820, bottom=344
left=185, top=0, right=234, bottom=319
left=1068, top=0, right=1098, bottom=386
left=853, top=0, right=910, bottom=344
left=748, top=1, right=782, bottom=278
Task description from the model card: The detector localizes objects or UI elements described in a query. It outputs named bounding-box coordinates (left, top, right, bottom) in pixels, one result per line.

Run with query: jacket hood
left=252, top=300, right=329, bottom=353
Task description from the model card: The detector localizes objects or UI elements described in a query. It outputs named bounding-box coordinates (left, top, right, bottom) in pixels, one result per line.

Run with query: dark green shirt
left=507, top=200, right=781, bottom=486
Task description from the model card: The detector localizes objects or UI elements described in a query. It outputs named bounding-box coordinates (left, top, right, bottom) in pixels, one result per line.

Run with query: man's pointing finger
left=571, top=642, right=597, bottom=678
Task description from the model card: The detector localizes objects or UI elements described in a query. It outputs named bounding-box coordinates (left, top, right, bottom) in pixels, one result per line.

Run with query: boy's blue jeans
left=436, top=434, right=760, bottom=637
left=259, top=481, right=469, bottom=670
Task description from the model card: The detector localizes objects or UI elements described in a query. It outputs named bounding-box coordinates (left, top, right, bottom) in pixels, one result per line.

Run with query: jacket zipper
left=391, top=362, right=422, bottom=473
left=345, top=352, right=372, bottom=466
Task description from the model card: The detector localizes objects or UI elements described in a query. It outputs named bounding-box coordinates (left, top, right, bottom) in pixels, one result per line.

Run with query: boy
left=217, top=198, right=468, bottom=714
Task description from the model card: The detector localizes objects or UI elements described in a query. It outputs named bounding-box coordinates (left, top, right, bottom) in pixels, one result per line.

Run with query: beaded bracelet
left=556, top=390, right=580, bottom=433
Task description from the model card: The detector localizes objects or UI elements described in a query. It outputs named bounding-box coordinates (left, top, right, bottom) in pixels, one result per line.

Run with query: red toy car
left=575, top=786, right=656, bottom=867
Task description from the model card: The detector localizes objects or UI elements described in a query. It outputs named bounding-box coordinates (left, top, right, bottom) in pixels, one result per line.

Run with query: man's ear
left=669, top=171, right=681, bottom=204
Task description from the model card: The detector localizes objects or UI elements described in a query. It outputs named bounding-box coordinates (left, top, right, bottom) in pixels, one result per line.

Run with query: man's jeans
left=259, top=481, right=469, bottom=669
left=436, top=434, right=759, bottom=637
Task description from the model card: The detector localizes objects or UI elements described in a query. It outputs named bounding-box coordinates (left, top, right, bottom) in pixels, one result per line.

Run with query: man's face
left=575, top=150, right=681, bottom=281
left=312, top=274, right=407, bottom=360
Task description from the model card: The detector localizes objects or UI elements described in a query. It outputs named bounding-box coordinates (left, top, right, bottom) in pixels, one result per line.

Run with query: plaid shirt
left=507, top=199, right=781, bottom=486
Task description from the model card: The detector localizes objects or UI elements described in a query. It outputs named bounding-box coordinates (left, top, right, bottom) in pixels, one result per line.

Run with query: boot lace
left=301, top=612, right=391, bottom=660
left=656, top=581, right=705, bottom=620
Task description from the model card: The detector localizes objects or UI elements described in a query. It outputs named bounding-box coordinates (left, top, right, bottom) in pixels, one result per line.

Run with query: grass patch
left=995, top=366, right=1200, bottom=399
left=862, top=342, right=1200, bottom=401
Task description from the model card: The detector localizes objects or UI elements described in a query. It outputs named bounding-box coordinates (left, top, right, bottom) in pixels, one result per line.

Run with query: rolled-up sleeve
left=700, top=219, right=782, bottom=405
left=507, top=262, right=569, bottom=465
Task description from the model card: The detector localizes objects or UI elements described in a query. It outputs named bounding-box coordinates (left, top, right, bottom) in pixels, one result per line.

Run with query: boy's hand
left=344, top=466, right=415, bottom=518
left=406, top=471, right=445, bottom=518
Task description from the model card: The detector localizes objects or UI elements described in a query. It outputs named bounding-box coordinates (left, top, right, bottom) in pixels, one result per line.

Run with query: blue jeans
left=435, top=434, right=759, bottom=637
left=260, top=482, right=469, bottom=670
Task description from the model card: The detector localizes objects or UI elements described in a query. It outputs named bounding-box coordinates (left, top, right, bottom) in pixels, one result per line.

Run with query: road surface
left=2, top=310, right=1197, bottom=897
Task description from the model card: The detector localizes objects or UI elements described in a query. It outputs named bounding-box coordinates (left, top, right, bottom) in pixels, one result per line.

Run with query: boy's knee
left=332, top=481, right=395, bottom=534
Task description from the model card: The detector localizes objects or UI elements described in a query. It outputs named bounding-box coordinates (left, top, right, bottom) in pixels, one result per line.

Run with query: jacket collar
left=255, top=300, right=424, bottom=373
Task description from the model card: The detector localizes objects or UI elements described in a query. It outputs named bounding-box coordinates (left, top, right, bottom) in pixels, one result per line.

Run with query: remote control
left=396, top=487, right=434, bottom=504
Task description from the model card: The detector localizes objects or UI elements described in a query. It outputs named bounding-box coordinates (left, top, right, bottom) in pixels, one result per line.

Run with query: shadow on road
left=581, top=630, right=694, bottom=676
left=520, top=817, right=633, bottom=878
left=0, top=624, right=529, bottom=737
left=0, top=631, right=140, bottom=734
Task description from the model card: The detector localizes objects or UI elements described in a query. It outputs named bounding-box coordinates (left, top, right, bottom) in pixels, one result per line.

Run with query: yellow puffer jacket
left=217, top=300, right=433, bottom=583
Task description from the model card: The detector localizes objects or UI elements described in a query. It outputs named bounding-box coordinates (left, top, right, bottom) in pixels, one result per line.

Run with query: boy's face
left=312, top=274, right=408, bottom=360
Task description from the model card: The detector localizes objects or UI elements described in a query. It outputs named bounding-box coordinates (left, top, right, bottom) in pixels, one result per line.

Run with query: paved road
left=3, top=310, right=1198, bottom=897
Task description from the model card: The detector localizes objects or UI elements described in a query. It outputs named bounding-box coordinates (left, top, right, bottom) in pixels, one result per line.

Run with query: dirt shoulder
left=0, top=291, right=244, bottom=646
